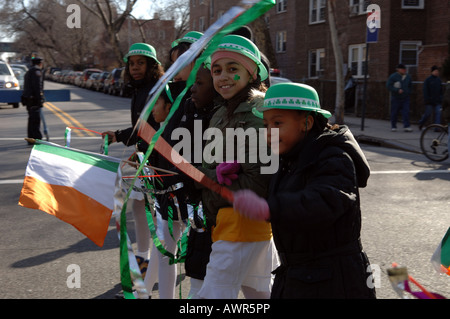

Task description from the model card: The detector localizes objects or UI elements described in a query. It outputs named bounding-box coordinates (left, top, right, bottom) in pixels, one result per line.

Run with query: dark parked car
left=103, top=67, right=123, bottom=95
left=94, top=71, right=109, bottom=92
left=118, top=68, right=132, bottom=97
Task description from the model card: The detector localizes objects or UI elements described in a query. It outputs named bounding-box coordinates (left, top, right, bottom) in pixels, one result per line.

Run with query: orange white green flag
left=18, top=141, right=121, bottom=247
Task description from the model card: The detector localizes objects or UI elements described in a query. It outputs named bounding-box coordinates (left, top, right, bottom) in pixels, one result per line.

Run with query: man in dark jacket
left=386, top=64, right=413, bottom=132
left=22, top=57, right=44, bottom=142
left=442, top=81, right=450, bottom=160
left=419, top=65, right=443, bottom=130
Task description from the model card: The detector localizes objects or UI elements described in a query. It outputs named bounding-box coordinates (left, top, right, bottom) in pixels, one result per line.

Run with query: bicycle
left=420, top=124, right=449, bottom=162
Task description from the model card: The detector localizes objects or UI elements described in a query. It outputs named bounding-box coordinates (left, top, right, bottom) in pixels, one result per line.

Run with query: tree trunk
left=327, top=0, right=345, bottom=125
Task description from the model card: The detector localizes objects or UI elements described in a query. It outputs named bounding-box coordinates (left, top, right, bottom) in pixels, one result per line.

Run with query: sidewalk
left=343, top=116, right=422, bottom=154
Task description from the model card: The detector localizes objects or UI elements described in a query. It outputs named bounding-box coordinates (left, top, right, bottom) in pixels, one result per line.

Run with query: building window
left=199, top=16, right=205, bottom=32
left=277, top=0, right=287, bottom=13
left=402, top=0, right=424, bottom=9
left=349, top=0, right=370, bottom=15
left=276, top=31, right=287, bottom=53
left=349, top=44, right=368, bottom=78
left=309, top=49, right=325, bottom=78
left=399, top=41, right=421, bottom=66
left=210, top=0, right=214, bottom=18
left=309, top=0, right=326, bottom=24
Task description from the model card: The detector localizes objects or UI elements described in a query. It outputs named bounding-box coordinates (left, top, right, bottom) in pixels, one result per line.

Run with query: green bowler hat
left=253, top=83, right=332, bottom=119
left=207, top=34, right=268, bottom=81
left=123, top=43, right=160, bottom=64
left=171, top=31, right=204, bottom=48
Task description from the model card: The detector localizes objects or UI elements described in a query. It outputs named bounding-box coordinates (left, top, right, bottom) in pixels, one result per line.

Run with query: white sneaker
left=404, top=127, right=413, bottom=132
left=391, top=128, right=397, bottom=132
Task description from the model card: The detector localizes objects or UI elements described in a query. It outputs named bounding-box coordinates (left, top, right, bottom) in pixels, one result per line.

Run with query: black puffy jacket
left=115, top=79, right=158, bottom=146
left=268, top=125, right=376, bottom=299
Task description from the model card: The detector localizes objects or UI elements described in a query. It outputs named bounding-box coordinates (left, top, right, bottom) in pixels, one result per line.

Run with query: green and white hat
left=207, top=34, right=268, bottom=81
left=123, top=43, right=160, bottom=64
left=253, top=83, right=332, bottom=119
left=171, top=31, right=204, bottom=48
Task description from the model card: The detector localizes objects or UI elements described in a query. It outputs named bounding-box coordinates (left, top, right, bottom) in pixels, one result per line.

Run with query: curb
left=355, top=135, right=423, bottom=154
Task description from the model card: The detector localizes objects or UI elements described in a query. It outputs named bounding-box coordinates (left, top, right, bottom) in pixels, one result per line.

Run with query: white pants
left=197, top=239, right=279, bottom=299
left=154, top=213, right=186, bottom=299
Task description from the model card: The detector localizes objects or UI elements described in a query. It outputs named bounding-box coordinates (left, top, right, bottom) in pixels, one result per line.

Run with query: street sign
left=366, top=4, right=381, bottom=43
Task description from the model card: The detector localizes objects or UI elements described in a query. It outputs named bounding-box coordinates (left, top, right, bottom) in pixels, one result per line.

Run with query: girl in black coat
left=102, top=43, right=164, bottom=297
left=234, top=83, right=376, bottom=299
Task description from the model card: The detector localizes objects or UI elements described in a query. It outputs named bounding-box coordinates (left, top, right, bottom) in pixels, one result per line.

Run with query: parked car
left=51, top=71, right=61, bottom=82
left=10, top=63, right=28, bottom=74
left=94, top=71, right=109, bottom=92
left=118, top=68, right=132, bottom=97
left=74, top=72, right=83, bottom=86
left=46, top=67, right=61, bottom=80
left=270, top=76, right=292, bottom=86
left=80, top=68, right=102, bottom=88
left=103, top=67, right=123, bottom=95
left=85, top=73, right=100, bottom=90
left=55, top=69, right=70, bottom=83
left=11, top=67, right=25, bottom=88
left=0, top=61, right=21, bottom=108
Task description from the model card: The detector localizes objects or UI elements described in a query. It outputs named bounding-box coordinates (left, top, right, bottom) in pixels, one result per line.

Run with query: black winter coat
left=115, top=79, right=159, bottom=147
left=268, top=125, right=376, bottom=299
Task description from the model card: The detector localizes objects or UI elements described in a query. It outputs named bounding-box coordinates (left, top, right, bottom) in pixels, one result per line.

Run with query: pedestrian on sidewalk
left=386, top=64, right=413, bottom=132
left=442, top=81, right=450, bottom=159
left=418, top=65, right=443, bottom=130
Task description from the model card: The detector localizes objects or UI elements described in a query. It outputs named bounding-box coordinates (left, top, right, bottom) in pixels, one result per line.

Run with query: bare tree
left=0, top=0, right=105, bottom=69
left=154, top=0, right=190, bottom=39
left=327, top=0, right=345, bottom=125
left=74, top=0, right=139, bottom=66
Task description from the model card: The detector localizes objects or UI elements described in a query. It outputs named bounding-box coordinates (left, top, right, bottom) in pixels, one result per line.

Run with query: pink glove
left=233, top=189, right=270, bottom=221
left=216, top=161, right=240, bottom=186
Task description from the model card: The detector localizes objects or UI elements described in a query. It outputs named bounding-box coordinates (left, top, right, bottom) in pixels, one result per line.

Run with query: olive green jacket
left=198, top=90, right=271, bottom=226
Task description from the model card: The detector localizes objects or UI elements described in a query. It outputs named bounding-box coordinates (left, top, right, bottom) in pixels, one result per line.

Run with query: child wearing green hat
left=102, top=43, right=164, bottom=298
left=196, top=35, right=278, bottom=299
left=233, top=82, right=376, bottom=299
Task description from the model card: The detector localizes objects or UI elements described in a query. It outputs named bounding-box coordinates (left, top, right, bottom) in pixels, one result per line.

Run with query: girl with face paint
left=195, top=35, right=279, bottom=300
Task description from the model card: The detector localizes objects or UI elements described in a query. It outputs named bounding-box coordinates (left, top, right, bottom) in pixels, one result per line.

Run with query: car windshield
left=0, top=64, right=12, bottom=76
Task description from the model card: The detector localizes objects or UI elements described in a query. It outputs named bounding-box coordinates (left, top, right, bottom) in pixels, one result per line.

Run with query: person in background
left=387, top=64, right=413, bottom=132
left=418, top=65, right=443, bottom=130
left=22, top=57, right=45, bottom=143
left=442, top=81, right=450, bottom=160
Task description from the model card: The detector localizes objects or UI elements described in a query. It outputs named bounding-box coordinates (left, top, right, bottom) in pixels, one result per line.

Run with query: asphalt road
left=0, top=81, right=449, bottom=300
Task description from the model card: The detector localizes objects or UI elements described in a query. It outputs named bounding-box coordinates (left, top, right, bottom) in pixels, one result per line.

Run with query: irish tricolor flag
left=19, top=142, right=120, bottom=247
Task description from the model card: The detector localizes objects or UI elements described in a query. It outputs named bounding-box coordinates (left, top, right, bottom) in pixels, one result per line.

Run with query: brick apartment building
left=189, top=0, right=450, bottom=121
